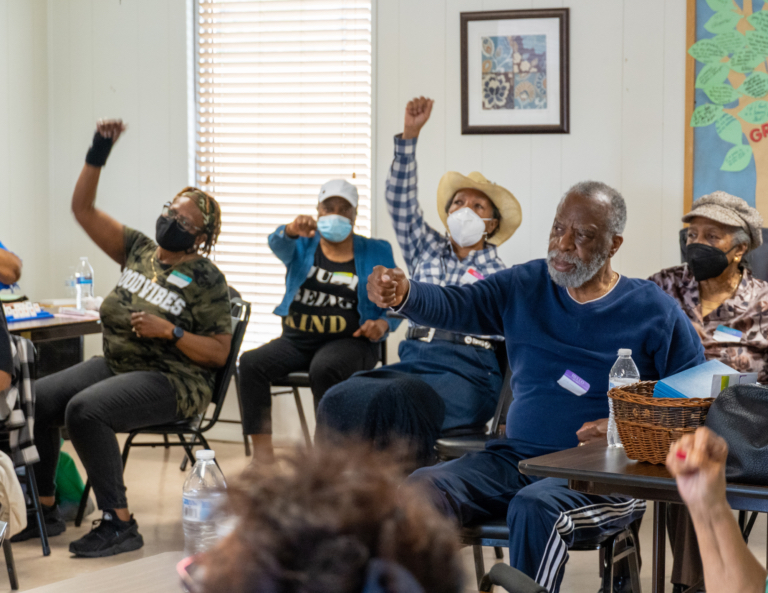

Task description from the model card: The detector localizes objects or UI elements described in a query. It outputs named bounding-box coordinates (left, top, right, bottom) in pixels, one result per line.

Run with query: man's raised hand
left=367, top=266, right=409, bottom=309
left=286, top=215, right=317, bottom=238
left=402, top=97, right=434, bottom=140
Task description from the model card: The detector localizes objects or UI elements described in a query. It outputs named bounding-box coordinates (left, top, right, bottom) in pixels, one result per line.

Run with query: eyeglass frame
left=161, top=202, right=204, bottom=234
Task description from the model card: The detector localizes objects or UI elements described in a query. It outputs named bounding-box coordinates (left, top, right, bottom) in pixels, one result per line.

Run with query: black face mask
left=685, top=243, right=735, bottom=282
left=155, top=215, right=197, bottom=253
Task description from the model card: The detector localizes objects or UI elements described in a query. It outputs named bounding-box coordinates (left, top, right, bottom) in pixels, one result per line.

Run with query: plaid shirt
left=386, top=135, right=506, bottom=333
left=1, top=335, right=39, bottom=465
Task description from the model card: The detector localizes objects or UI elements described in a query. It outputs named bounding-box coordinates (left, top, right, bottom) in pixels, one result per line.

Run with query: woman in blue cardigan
left=239, top=179, right=400, bottom=462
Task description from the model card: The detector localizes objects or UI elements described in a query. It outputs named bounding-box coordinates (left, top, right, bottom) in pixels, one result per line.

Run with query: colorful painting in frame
left=685, top=0, right=768, bottom=216
left=461, top=9, right=569, bottom=134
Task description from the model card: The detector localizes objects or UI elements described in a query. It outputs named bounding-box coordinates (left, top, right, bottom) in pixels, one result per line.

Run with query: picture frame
left=460, top=9, right=570, bottom=135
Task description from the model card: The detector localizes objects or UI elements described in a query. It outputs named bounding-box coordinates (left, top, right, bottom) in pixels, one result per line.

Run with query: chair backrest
left=203, top=296, right=251, bottom=428
left=679, top=227, right=768, bottom=281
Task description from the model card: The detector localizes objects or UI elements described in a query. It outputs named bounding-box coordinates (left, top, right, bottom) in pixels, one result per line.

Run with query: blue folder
left=653, top=360, right=735, bottom=399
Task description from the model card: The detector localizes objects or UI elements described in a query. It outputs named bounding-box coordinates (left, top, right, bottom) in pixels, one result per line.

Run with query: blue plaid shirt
left=386, top=134, right=506, bottom=332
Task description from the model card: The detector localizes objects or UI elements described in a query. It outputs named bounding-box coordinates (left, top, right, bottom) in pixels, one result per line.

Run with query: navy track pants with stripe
left=408, top=438, right=646, bottom=593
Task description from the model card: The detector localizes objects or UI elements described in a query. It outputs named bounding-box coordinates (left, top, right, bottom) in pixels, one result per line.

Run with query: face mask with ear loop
left=447, top=207, right=494, bottom=248
left=685, top=243, right=738, bottom=282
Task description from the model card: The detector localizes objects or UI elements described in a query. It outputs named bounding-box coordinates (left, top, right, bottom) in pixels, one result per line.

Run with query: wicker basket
left=608, top=380, right=714, bottom=464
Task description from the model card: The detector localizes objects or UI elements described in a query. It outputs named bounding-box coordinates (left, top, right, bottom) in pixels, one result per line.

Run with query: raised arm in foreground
left=667, top=428, right=767, bottom=593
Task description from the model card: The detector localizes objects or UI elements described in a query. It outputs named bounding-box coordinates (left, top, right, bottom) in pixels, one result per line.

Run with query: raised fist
left=286, top=215, right=317, bottom=238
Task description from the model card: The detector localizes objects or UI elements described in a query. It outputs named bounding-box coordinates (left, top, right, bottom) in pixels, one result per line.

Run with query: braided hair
left=172, top=186, right=222, bottom=256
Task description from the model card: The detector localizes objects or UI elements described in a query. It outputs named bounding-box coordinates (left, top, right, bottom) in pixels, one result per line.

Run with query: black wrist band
left=85, top=131, right=114, bottom=167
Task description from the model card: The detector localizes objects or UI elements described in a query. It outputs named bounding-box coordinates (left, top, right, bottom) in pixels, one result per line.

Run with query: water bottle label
left=76, top=278, right=93, bottom=285
left=183, top=497, right=216, bottom=522
left=609, top=378, right=637, bottom=390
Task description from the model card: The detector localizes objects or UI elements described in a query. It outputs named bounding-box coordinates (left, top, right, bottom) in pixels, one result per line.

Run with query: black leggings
left=238, top=336, right=379, bottom=435
left=34, top=357, right=180, bottom=510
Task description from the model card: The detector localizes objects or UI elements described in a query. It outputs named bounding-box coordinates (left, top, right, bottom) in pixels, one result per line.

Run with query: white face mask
left=447, top=207, right=492, bottom=248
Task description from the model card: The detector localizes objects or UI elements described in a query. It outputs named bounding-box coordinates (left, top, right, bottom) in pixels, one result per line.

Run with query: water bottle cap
left=195, top=449, right=215, bottom=461
left=618, top=348, right=632, bottom=356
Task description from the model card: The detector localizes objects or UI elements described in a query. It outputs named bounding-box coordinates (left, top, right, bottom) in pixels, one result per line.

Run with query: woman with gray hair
left=649, top=190, right=768, bottom=593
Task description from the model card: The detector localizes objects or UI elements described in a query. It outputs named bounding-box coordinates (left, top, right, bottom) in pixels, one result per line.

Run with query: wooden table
left=24, top=551, right=185, bottom=592
left=7, top=314, right=101, bottom=342
left=519, top=442, right=768, bottom=593
left=8, top=315, right=101, bottom=377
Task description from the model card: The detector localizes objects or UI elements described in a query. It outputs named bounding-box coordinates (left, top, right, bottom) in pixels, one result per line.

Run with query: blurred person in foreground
left=666, top=427, right=768, bottom=593
left=195, top=445, right=462, bottom=593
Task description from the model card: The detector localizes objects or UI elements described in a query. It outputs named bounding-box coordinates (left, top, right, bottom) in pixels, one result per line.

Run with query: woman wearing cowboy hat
left=315, top=97, right=521, bottom=463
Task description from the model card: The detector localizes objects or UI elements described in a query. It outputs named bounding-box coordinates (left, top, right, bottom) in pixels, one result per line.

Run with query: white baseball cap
left=318, top=179, right=359, bottom=209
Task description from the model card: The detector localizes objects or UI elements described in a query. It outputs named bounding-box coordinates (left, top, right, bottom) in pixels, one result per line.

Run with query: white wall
left=46, top=0, right=190, bottom=304
left=373, top=0, right=687, bottom=282
left=0, top=0, right=49, bottom=300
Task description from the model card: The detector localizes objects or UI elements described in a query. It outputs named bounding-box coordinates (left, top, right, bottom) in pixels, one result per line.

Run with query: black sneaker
left=68, top=510, right=144, bottom=557
left=11, top=504, right=66, bottom=542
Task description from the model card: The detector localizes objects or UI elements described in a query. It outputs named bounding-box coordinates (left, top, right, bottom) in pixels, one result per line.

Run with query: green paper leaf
left=738, top=71, right=768, bottom=98
left=706, top=0, right=732, bottom=10
left=721, top=144, right=753, bottom=172
left=730, top=46, right=765, bottom=73
left=748, top=11, right=768, bottom=35
left=689, top=39, right=727, bottom=63
left=739, top=100, right=768, bottom=123
left=696, top=62, right=731, bottom=89
left=714, top=31, right=747, bottom=55
left=716, top=113, right=744, bottom=144
left=705, top=84, right=741, bottom=104
left=746, top=30, right=768, bottom=57
left=691, top=103, right=724, bottom=127
left=705, top=11, right=743, bottom=34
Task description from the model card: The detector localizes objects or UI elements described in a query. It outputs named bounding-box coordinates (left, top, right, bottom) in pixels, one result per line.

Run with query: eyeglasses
left=162, top=202, right=202, bottom=233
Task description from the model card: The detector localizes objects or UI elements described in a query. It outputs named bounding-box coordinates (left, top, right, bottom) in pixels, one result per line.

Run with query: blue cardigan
left=269, top=225, right=401, bottom=337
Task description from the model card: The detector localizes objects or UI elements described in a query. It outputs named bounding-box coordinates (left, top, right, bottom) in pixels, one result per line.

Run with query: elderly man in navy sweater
left=367, top=181, right=706, bottom=593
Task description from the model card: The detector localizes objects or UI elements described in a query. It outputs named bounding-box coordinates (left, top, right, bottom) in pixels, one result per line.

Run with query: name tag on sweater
left=713, top=325, right=742, bottom=343
left=167, top=271, right=193, bottom=289
left=460, top=268, right=485, bottom=285
left=557, top=370, right=590, bottom=396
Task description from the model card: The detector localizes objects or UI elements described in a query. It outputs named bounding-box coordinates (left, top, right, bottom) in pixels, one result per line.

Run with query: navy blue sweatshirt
left=398, top=259, right=706, bottom=452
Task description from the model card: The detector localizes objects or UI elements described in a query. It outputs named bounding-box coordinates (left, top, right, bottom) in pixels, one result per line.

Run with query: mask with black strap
left=685, top=243, right=737, bottom=282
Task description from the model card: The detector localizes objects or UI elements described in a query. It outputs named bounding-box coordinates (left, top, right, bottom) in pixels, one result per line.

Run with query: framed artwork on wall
left=685, top=0, right=768, bottom=216
left=460, top=8, right=570, bottom=135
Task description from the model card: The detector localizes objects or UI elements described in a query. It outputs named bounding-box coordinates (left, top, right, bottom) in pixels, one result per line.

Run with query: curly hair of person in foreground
left=199, top=444, right=463, bottom=593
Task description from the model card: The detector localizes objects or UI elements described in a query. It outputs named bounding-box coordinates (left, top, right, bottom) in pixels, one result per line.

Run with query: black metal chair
left=460, top=518, right=641, bottom=593
left=0, top=521, right=17, bottom=590
left=434, top=364, right=513, bottom=462
left=74, top=297, right=251, bottom=527
left=264, top=338, right=389, bottom=448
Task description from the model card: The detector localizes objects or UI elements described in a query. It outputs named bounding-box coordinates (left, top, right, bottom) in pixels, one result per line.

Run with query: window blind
left=195, top=0, right=373, bottom=351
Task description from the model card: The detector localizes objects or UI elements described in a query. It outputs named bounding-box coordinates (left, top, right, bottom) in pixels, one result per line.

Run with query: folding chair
left=74, top=297, right=250, bottom=526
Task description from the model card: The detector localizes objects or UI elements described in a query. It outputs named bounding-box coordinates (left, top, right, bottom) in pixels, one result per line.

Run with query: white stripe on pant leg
left=534, top=500, right=646, bottom=591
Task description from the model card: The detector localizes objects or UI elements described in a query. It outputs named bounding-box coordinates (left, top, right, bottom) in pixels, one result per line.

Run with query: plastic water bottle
left=182, top=450, right=227, bottom=556
left=608, top=349, right=640, bottom=448
left=75, top=257, right=94, bottom=310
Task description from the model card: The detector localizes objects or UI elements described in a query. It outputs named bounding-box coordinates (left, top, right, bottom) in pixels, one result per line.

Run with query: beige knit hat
left=682, top=191, right=763, bottom=250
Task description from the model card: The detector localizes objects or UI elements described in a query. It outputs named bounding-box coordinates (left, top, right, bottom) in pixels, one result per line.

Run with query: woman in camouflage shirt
left=15, top=120, right=232, bottom=558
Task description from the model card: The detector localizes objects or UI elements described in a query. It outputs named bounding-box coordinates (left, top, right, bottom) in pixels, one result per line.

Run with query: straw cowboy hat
left=436, top=171, right=522, bottom=246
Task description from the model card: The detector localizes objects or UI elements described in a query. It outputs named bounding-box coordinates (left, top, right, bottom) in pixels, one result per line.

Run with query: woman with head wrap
left=12, top=120, right=232, bottom=558
left=649, top=191, right=767, bottom=593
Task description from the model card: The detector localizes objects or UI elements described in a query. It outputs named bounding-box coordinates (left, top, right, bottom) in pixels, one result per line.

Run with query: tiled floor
left=5, top=438, right=767, bottom=592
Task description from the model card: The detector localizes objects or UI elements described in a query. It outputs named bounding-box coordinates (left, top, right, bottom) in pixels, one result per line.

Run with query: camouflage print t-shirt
left=100, top=228, right=232, bottom=418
